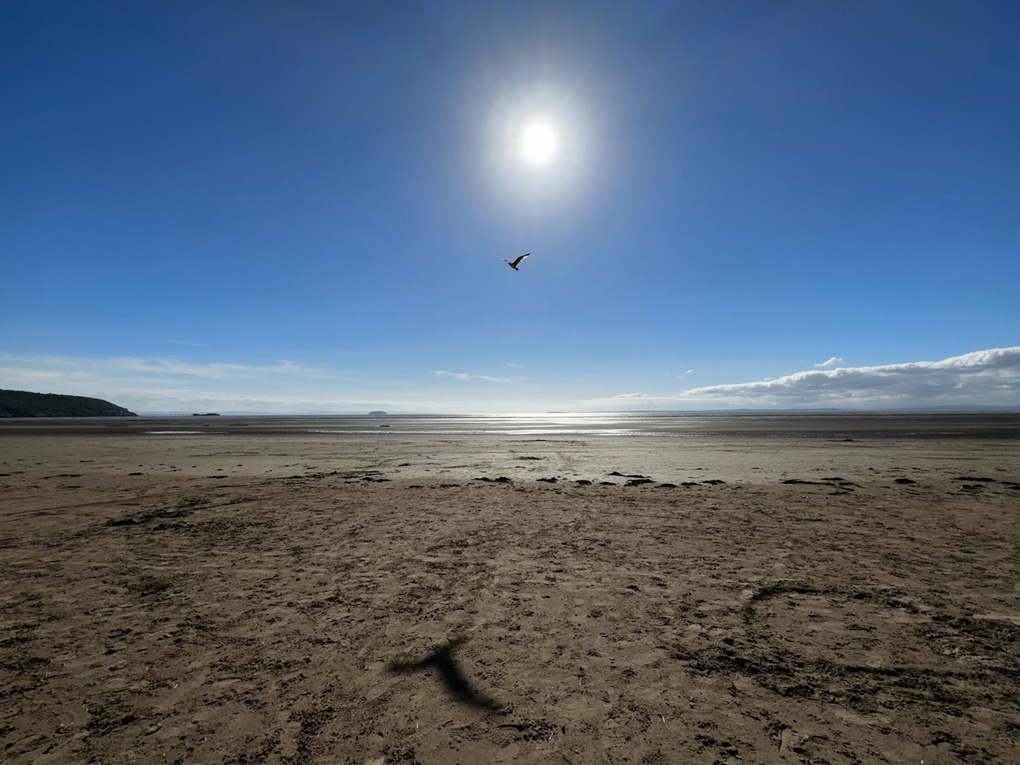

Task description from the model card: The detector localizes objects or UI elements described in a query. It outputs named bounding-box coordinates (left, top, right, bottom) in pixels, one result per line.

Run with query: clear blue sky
left=3, top=0, right=1019, bottom=412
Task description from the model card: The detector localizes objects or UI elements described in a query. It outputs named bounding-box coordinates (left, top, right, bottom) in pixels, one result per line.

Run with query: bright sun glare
left=521, top=120, right=557, bottom=164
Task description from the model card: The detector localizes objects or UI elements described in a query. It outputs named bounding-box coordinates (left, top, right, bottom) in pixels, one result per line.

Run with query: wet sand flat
left=2, top=416, right=1019, bottom=764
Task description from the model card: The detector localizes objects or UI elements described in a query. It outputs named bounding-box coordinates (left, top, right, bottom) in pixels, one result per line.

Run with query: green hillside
left=0, top=389, right=137, bottom=417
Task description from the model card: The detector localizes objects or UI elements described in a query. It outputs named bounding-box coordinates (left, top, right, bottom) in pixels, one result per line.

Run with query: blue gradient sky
left=3, top=1, right=1019, bottom=413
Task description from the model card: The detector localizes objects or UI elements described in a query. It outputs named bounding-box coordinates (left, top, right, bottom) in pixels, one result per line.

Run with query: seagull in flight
left=503, top=252, right=530, bottom=271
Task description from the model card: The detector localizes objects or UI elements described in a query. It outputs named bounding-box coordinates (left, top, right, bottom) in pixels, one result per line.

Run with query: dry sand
left=2, top=418, right=1019, bottom=764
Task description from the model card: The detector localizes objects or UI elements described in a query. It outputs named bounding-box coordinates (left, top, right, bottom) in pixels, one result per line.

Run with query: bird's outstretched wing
left=510, top=253, right=530, bottom=268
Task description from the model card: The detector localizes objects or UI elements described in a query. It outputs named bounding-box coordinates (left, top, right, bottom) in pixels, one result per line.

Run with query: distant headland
left=0, top=389, right=137, bottom=418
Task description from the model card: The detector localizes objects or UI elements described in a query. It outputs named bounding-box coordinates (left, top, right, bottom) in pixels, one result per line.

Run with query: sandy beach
left=2, top=414, right=1019, bottom=764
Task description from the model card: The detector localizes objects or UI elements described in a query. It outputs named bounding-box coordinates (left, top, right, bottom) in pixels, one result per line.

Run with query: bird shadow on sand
left=387, top=637, right=503, bottom=712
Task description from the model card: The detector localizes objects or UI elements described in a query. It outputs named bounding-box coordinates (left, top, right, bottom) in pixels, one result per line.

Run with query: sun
left=520, top=120, right=557, bottom=164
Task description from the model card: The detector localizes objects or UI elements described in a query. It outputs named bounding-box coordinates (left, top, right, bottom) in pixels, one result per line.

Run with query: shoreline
left=3, top=410, right=1019, bottom=440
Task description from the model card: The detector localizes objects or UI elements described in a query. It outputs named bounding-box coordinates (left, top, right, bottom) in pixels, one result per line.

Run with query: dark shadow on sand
left=387, top=637, right=502, bottom=711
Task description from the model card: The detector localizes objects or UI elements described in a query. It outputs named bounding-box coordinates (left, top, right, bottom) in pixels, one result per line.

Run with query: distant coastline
left=127, top=407, right=1020, bottom=418
left=0, top=389, right=137, bottom=418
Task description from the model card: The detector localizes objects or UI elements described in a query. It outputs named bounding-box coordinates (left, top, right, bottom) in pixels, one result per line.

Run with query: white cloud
left=584, top=347, right=1020, bottom=410
left=433, top=370, right=516, bottom=383
left=0, top=353, right=540, bottom=412
left=6, top=347, right=1018, bottom=414
left=0, top=354, right=319, bottom=382
left=167, top=340, right=207, bottom=347
left=0, top=353, right=364, bottom=413
left=115, top=357, right=315, bottom=379
left=814, top=356, right=844, bottom=368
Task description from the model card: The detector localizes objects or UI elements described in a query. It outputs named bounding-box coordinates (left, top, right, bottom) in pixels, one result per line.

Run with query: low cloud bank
left=4, top=347, right=1017, bottom=413
left=587, top=347, right=1020, bottom=409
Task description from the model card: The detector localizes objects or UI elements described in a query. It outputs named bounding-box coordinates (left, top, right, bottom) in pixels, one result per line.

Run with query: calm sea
left=5, top=412, right=1019, bottom=439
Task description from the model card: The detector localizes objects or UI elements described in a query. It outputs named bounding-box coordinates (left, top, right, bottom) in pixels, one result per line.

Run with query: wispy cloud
left=0, top=352, right=536, bottom=412
left=814, top=356, right=844, bottom=368
left=0, top=354, right=319, bottom=382
left=584, top=347, right=1020, bottom=409
left=115, top=357, right=314, bottom=380
left=0, top=353, right=361, bottom=412
left=167, top=340, right=207, bottom=348
left=433, top=370, right=516, bottom=383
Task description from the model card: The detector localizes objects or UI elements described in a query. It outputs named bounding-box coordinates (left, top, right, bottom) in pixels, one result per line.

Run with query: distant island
left=0, top=389, right=137, bottom=418
left=368, top=410, right=387, bottom=416
left=192, top=412, right=221, bottom=416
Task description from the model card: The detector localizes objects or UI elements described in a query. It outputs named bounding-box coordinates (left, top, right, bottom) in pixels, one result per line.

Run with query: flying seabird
left=503, top=252, right=530, bottom=271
